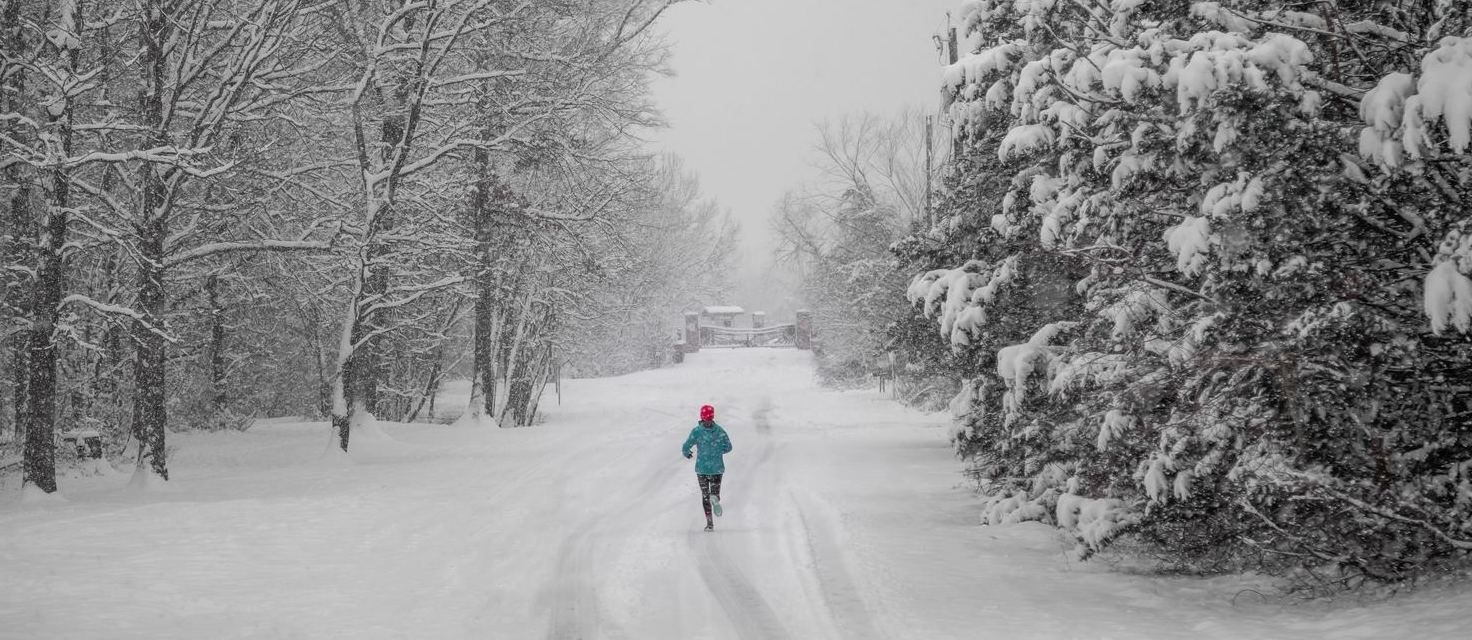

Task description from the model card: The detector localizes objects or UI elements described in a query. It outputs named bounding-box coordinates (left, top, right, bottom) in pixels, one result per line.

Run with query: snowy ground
left=2, top=348, right=1469, bottom=639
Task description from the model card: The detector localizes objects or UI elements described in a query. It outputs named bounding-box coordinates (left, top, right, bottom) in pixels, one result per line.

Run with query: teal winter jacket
left=682, top=421, right=732, bottom=475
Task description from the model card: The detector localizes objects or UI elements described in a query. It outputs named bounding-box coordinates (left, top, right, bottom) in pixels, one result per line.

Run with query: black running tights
left=697, top=474, right=723, bottom=521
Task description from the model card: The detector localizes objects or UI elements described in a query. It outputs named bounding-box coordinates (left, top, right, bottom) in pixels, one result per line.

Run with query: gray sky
left=650, top=0, right=960, bottom=312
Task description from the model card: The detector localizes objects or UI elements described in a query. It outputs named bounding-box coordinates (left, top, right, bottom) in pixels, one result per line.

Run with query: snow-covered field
left=2, top=349, right=1469, bottom=639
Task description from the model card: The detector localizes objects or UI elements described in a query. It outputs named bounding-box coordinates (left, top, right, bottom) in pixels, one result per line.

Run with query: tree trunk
left=483, top=305, right=504, bottom=419
left=328, top=338, right=354, bottom=449
left=132, top=214, right=169, bottom=478
left=466, top=367, right=485, bottom=423
left=355, top=247, right=387, bottom=418
left=496, top=292, right=536, bottom=427
left=467, top=150, right=496, bottom=422
left=333, top=91, right=411, bottom=448
left=20, top=190, right=64, bottom=492
left=521, top=345, right=554, bottom=427
left=330, top=286, right=367, bottom=451
left=21, top=0, right=86, bottom=493
left=5, top=189, right=31, bottom=449
left=0, top=0, right=26, bottom=446
left=2, top=343, right=19, bottom=443
left=330, top=202, right=395, bottom=449
left=132, top=0, right=172, bottom=480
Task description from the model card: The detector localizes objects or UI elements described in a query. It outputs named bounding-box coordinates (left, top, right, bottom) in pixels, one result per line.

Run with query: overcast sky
left=649, top=0, right=960, bottom=312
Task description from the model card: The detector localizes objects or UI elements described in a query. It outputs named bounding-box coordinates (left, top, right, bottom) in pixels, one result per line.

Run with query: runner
left=682, top=404, right=732, bottom=531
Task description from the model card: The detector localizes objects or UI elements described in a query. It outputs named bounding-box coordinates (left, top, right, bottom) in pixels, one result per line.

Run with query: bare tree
left=1, top=0, right=338, bottom=482
left=772, top=109, right=934, bottom=380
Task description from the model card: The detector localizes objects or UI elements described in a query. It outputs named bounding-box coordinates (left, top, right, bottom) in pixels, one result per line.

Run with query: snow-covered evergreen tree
left=911, top=0, right=1472, bottom=581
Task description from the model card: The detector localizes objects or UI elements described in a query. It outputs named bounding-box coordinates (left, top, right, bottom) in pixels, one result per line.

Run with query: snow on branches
left=1358, top=37, right=1472, bottom=166
left=996, top=322, right=1075, bottom=424
left=1056, top=494, right=1137, bottom=557
left=1425, top=224, right=1472, bottom=334
left=1349, top=36, right=1472, bottom=332
left=941, top=41, right=1024, bottom=97
left=905, top=256, right=1018, bottom=350
left=1164, top=217, right=1212, bottom=277
left=1419, top=38, right=1472, bottom=153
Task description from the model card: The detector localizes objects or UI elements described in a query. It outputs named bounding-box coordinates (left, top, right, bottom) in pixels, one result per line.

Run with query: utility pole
left=947, top=25, right=962, bottom=163
left=924, top=115, right=934, bottom=228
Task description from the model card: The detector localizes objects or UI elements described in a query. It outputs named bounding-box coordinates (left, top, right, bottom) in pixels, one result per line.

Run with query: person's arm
left=682, top=428, right=696, bottom=458
left=719, top=427, right=732, bottom=454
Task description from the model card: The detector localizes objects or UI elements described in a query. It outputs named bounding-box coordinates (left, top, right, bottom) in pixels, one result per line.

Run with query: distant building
left=700, top=305, right=745, bottom=328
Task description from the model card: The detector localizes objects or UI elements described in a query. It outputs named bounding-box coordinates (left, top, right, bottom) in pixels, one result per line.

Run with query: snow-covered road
left=2, top=349, right=1469, bottom=639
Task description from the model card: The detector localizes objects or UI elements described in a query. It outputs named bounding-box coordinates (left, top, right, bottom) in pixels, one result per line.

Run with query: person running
left=682, top=404, right=732, bottom=532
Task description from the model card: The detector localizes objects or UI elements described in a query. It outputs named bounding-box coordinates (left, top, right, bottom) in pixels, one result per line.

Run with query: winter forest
left=3, top=0, right=1472, bottom=636
left=1, top=0, right=733, bottom=486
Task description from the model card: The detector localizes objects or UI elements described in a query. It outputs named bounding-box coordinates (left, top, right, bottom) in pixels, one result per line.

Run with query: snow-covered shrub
left=1055, top=494, right=1142, bottom=558
left=980, top=490, right=1051, bottom=526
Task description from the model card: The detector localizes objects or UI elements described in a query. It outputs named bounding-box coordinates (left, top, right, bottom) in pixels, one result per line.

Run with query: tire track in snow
left=793, top=493, right=887, bottom=640
left=544, top=524, right=611, bottom=640
left=544, top=408, right=690, bottom=640
left=691, top=531, right=793, bottom=640
left=688, top=529, right=794, bottom=638
left=761, top=386, right=884, bottom=639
